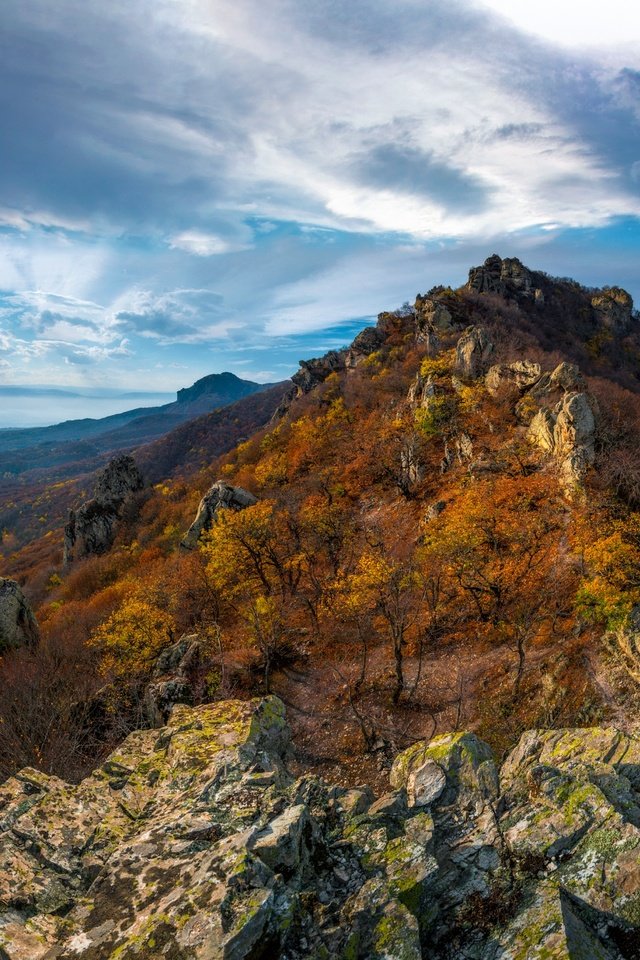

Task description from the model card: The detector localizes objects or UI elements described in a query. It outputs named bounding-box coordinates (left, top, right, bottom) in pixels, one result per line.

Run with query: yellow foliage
left=91, top=591, right=176, bottom=679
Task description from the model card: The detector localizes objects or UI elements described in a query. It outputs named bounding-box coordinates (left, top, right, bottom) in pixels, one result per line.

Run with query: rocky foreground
left=1, top=699, right=639, bottom=959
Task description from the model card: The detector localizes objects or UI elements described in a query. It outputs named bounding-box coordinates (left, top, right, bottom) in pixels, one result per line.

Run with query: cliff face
left=2, top=698, right=639, bottom=959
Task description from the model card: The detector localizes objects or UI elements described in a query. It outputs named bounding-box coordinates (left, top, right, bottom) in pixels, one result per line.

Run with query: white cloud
left=476, top=1, right=640, bottom=51
left=169, top=230, right=247, bottom=256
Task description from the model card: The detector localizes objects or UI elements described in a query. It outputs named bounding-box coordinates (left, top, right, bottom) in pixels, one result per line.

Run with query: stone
left=63, top=455, right=143, bottom=564
left=528, top=391, right=597, bottom=485
left=406, top=759, right=447, bottom=808
left=592, top=287, right=634, bottom=334
left=454, top=326, right=493, bottom=380
left=0, top=578, right=39, bottom=651
left=407, top=371, right=436, bottom=408
left=414, top=296, right=454, bottom=343
left=467, top=253, right=534, bottom=298
left=3, top=702, right=640, bottom=959
left=346, top=326, right=385, bottom=368
left=181, top=480, right=257, bottom=548
left=250, top=804, right=311, bottom=872
left=485, top=360, right=541, bottom=396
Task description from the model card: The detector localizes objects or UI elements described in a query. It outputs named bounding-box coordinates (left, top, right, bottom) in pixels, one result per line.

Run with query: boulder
left=528, top=391, right=597, bottom=485
left=63, top=455, right=143, bottom=564
left=454, top=326, right=493, bottom=380
left=181, top=480, right=257, bottom=548
left=0, top=578, right=39, bottom=651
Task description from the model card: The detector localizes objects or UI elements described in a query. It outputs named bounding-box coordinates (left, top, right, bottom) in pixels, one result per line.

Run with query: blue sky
left=1, top=0, right=639, bottom=406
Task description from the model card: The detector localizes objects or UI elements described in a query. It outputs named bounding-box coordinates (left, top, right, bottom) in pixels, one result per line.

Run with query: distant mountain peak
left=176, top=372, right=261, bottom=404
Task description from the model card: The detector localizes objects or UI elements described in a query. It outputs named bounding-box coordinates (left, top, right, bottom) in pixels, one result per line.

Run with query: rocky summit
left=1, top=698, right=639, bottom=959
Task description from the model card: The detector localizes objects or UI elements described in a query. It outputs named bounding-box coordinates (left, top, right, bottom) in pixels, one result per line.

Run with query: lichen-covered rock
left=0, top=578, right=39, bottom=651
left=3, top=704, right=640, bottom=959
left=455, top=325, right=493, bottom=380
left=63, top=455, right=143, bottom=564
left=181, top=480, right=257, bottom=548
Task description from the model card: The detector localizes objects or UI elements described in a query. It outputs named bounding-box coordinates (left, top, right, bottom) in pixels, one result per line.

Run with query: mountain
left=2, top=254, right=640, bottom=957
left=0, top=371, right=269, bottom=461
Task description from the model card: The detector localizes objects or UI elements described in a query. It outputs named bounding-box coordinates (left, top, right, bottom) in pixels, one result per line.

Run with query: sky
left=1, top=0, right=639, bottom=422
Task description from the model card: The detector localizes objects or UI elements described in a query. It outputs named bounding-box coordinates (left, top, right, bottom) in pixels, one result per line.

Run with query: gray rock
left=455, top=326, right=493, bottom=380
left=485, top=360, right=541, bottom=397
left=0, top=578, right=39, bottom=651
left=182, top=480, right=257, bottom=548
left=3, top=701, right=640, bottom=959
left=467, top=253, right=534, bottom=298
left=63, top=455, right=143, bottom=564
left=406, top=759, right=447, bottom=808
left=591, top=287, right=634, bottom=334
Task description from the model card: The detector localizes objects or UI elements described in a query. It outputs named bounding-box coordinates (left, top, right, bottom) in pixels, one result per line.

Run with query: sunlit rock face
left=2, top=698, right=639, bottom=959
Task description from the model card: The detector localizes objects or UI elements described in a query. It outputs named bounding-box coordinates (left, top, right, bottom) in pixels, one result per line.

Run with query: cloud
left=0, top=0, right=639, bottom=403
left=113, top=288, right=240, bottom=343
left=169, top=231, right=248, bottom=256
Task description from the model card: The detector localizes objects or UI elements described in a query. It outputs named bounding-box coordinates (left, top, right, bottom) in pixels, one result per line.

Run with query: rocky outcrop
left=2, top=700, right=640, bottom=959
left=144, top=634, right=203, bottom=726
left=63, top=455, right=143, bottom=564
left=592, top=287, right=634, bottom=334
left=528, top=387, right=597, bottom=486
left=292, top=351, right=345, bottom=394
left=182, top=480, right=257, bottom=548
left=454, top=325, right=493, bottom=380
left=414, top=295, right=454, bottom=348
left=407, top=371, right=436, bottom=408
left=467, top=253, right=542, bottom=301
left=0, top=578, right=39, bottom=651
left=485, top=360, right=541, bottom=396
left=345, top=326, right=385, bottom=368
left=273, top=351, right=348, bottom=420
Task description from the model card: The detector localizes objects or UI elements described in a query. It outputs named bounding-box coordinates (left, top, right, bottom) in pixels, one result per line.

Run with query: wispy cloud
left=0, top=0, right=639, bottom=399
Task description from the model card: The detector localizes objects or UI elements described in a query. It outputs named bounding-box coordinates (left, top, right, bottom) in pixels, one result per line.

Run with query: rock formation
left=407, top=371, right=436, bottom=408
left=591, top=287, right=634, bottom=334
left=467, top=253, right=542, bottom=301
left=2, top=698, right=640, bottom=959
left=63, top=455, right=144, bottom=564
left=0, top=578, right=39, bottom=651
left=414, top=295, right=454, bottom=348
left=345, top=326, right=385, bottom=368
left=454, top=325, right=493, bottom=380
left=526, top=370, right=598, bottom=486
left=181, top=480, right=257, bottom=548
left=485, top=359, right=542, bottom=396
left=144, top=633, right=203, bottom=726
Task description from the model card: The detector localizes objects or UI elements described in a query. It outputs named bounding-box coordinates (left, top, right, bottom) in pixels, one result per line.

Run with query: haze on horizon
left=1, top=0, right=639, bottom=426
